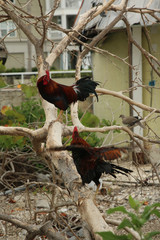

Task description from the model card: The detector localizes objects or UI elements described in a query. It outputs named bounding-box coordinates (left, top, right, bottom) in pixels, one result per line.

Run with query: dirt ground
left=0, top=161, right=160, bottom=240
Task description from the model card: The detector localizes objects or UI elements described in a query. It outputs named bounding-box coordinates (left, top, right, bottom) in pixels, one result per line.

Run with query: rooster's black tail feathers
left=76, top=76, right=99, bottom=102
left=111, top=163, right=132, bottom=176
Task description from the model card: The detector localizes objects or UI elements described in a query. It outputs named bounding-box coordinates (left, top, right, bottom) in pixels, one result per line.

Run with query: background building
left=0, top=0, right=82, bottom=71
left=76, top=0, right=160, bottom=139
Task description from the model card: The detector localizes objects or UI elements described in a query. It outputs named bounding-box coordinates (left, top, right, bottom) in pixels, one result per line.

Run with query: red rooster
left=37, top=71, right=99, bottom=112
left=53, top=127, right=132, bottom=189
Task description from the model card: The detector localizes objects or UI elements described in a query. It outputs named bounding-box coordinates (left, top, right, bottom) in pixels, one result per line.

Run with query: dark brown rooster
left=53, top=126, right=132, bottom=188
left=37, top=70, right=99, bottom=111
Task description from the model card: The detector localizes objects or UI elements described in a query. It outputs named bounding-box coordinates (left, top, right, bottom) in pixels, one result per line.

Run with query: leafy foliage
left=81, top=111, right=100, bottom=127
left=0, top=135, right=29, bottom=150
left=98, top=232, right=129, bottom=240
left=0, top=61, right=7, bottom=88
left=5, top=67, right=26, bottom=72
left=21, top=84, right=37, bottom=98
left=0, top=78, right=7, bottom=88
left=0, top=60, right=6, bottom=73
left=0, top=78, right=45, bottom=149
left=100, top=119, right=120, bottom=133
left=98, top=196, right=160, bottom=240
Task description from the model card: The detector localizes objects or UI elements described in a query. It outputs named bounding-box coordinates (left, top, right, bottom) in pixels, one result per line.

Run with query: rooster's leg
left=95, top=184, right=100, bottom=196
left=56, top=110, right=63, bottom=122
left=93, top=184, right=100, bottom=201
left=92, top=184, right=100, bottom=204
left=95, top=184, right=107, bottom=199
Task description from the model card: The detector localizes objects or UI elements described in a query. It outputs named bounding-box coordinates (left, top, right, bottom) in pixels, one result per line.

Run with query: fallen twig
left=105, top=218, right=141, bottom=240
left=0, top=213, right=65, bottom=240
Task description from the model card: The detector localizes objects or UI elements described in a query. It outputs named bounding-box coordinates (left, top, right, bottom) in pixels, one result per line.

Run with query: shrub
left=0, top=60, right=6, bottom=73
left=6, top=67, right=26, bottom=73
left=98, top=196, right=160, bottom=240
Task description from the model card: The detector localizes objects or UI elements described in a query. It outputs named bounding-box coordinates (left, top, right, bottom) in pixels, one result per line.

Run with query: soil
left=0, top=160, right=160, bottom=240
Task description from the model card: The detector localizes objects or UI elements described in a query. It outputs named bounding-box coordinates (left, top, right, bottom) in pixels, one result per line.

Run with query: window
left=68, top=51, right=78, bottom=70
left=52, top=16, right=62, bottom=25
left=49, top=16, right=63, bottom=39
left=67, top=15, right=76, bottom=29
left=0, top=21, right=16, bottom=38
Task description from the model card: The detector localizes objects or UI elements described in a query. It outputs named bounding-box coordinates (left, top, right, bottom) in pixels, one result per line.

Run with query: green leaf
left=21, top=84, right=37, bottom=98
left=107, top=206, right=129, bottom=215
left=0, top=60, right=6, bottom=73
left=5, top=109, right=26, bottom=122
left=118, top=218, right=134, bottom=230
left=128, top=195, right=141, bottom=211
left=150, top=209, right=160, bottom=218
left=142, top=205, right=153, bottom=220
left=0, top=78, right=7, bottom=88
left=81, top=111, right=100, bottom=127
left=144, top=231, right=160, bottom=240
left=150, top=202, right=160, bottom=208
left=97, top=231, right=129, bottom=240
left=131, top=215, right=145, bottom=229
left=142, top=203, right=160, bottom=220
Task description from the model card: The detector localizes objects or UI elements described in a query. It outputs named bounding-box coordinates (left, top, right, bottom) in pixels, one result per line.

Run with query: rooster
left=52, top=127, right=132, bottom=189
left=37, top=71, right=99, bottom=120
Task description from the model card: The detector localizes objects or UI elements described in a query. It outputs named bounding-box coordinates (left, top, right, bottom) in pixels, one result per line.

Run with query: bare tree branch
left=46, top=0, right=117, bottom=66
left=0, top=213, right=64, bottom=240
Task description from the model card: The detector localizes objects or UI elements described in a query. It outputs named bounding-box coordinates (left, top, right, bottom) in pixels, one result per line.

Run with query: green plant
left=98, top=196, right=160, bottom=240
left=49, top=71, right=92, bottom=78
left=0, top=60, right=6, bottom=73
left=0, top=135, right=30, bottom=151
left=6, top=67, right=26, bottom=73
left=81, top=111, right=100, bottom=127
left=0, top=78, right=7, bottom=88
left=0, top=61, right=7, bottom=88
left=32, top=67, right=38, bottom=72
left=62, top=110, right=104, bottom=147
left=100, top=119, right=121, bottom=134
left=0, top=82, right=45, bottom=150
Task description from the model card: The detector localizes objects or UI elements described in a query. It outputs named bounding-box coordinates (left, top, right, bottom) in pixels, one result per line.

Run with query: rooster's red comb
left=73, top=126, right=78, bottom=132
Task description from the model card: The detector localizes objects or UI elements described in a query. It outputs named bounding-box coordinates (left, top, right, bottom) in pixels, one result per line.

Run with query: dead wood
left=0, top=213, right=65, bottom=240
left=78, top=198, right=114, bottom=240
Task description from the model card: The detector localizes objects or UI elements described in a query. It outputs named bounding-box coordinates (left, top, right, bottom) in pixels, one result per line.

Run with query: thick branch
left=0, top=213, right=39, bottom=233
left=78, top=198, right=114, bottom=240
left=96, top=88, right=160, bottom=113
left=46, top=121, right=80, bottom=188
left=0, top=126, right=47, bottom=153
left=0, top=214, right=64, bottom=240
left=0, top=126, right=47, bottom=139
